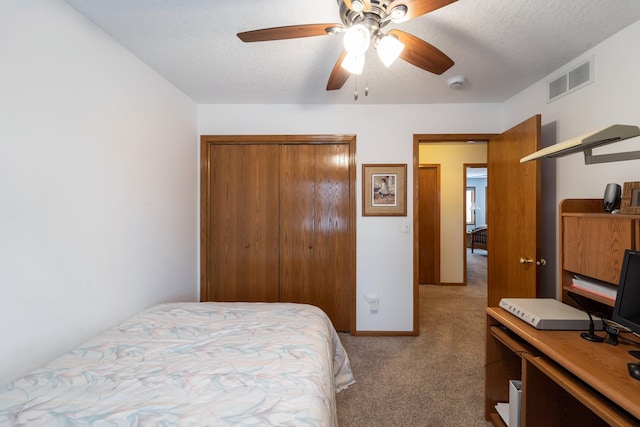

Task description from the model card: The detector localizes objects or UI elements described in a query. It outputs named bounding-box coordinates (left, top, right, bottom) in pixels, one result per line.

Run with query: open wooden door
left=487, top=115, right=542, bottom=306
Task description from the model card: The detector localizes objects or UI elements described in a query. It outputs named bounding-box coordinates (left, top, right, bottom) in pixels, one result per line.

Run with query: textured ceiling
left=63, top=0, right=640, bottom=104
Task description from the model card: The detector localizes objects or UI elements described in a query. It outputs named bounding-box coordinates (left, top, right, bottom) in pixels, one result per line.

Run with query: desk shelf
left=485, top=307, right=639, bottom=426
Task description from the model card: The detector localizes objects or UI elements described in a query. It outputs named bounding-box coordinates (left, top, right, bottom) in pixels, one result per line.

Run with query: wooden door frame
left=413, top=134, right=496, bottom=334
left=201, top=134, right=357, bottom=333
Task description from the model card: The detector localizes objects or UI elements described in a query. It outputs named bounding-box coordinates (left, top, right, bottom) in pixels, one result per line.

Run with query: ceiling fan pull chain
left=364, top=65, right=369, bottom=96
left=354, top=76, right=359, bottom=101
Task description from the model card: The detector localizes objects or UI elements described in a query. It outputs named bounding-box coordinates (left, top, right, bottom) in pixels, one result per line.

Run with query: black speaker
left=604, top=183, right=621, bottom=213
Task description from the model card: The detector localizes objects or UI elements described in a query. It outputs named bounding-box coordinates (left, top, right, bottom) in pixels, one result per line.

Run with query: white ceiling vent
left=547, top=56, right=594, bottom=102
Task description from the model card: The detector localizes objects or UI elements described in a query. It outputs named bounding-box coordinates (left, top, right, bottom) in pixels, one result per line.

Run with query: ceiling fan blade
left=238, top=23, right=342, bottom=42
left=344, top=0, right=372, bottom=12
left=390, top=0, right=457, bottom=23
left=326, top=51, right=351, bottom=91
left=388, top=29, right=454, bottom=74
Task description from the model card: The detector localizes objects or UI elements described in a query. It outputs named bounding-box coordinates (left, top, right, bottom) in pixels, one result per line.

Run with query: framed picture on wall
left=362, top=164, right=407, bottom=216
left=621, top=181, right=640, bottom=214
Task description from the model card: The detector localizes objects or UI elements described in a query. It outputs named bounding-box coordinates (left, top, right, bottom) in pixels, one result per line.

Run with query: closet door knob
left=245, top=243, right=250, bottom=248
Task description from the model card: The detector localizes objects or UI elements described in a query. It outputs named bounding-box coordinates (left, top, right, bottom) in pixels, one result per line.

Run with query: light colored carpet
left=336, top=250, right=489, bottom=426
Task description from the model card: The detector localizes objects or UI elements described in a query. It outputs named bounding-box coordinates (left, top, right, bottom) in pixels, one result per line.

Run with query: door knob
left=519, top=257, right=546, bottom=266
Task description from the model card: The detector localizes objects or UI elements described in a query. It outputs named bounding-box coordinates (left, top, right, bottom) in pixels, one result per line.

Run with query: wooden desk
left=485, top=307, right=640, bottom=426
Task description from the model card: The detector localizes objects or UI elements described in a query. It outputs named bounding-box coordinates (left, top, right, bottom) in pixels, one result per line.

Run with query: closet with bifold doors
left=200, top=135, right=355, bottom=332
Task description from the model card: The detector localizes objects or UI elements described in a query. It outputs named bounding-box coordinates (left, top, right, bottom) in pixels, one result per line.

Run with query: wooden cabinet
left=485, top=307, right=639, bottom=426
left=560, top=199, right=640, bottom=310
left=201, top=136, right=355, bottom=332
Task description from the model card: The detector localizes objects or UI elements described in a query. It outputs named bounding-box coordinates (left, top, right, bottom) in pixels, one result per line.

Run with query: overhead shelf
left=520, top=124, right=640, bottom=165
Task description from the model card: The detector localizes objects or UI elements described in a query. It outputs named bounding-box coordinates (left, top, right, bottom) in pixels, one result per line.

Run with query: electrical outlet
left=363, top=294, right=379, bottom=313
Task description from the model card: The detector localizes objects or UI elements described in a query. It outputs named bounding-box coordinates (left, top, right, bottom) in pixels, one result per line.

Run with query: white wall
left=503, top=20, right=640, bottom=296
left=505, top=20, right=640, bottom=197
left=0, top=0, right=199, bottom=385
left=199, top=104, right=502, bottom=331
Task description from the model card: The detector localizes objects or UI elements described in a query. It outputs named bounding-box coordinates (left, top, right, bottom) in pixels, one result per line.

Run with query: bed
left=0, top=302, right=355, bottom=426
left=471, top=225, right=487, bottom=252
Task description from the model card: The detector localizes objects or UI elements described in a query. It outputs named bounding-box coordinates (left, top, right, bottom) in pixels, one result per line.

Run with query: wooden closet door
left=280, top=144, right=351, bottom=331
left=205, top=144, right=280, bottom=302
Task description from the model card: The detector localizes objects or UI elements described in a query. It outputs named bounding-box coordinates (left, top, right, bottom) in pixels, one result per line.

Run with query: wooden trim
left=200, top=137, right=211, bottom=302
left=559, top=198, right=603, bottom=214
left=412, top=136, right=420, bottom=335
left=348, top=135, right=357, bottom=336
left=201, top=134, right=355, bottom=145
left=200, top=134, right=357, bottom=334
left=350, top=330, right=418, bottom=337
left=415, top=133, right=497, bottom=143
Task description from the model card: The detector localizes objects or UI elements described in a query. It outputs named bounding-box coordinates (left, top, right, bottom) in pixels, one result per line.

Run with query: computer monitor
left=612, top=249, right=640, bottom=334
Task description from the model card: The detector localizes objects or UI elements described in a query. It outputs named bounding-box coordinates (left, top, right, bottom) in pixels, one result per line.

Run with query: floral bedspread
left=0, top=302, right=355, bottom=426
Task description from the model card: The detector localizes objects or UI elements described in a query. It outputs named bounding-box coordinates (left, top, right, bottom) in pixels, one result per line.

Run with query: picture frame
left=362, top=164, right=407, bottom=216
left=621, top=181, right=640, bottom=214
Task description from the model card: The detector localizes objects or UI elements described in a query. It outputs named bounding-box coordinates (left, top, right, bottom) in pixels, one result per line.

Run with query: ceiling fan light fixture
left=350, top=0, right=365, bottom=13
left=389, top=5, right=408, bottom=21
left=341, top=52, right=365, bottom=75
left=377, top=34, right=405, bottom=67
left=343, top=24, right=371, bottom=55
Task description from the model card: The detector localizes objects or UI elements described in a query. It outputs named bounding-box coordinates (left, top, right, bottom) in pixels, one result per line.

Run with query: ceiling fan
left=237, top=0, right=457, bottom=91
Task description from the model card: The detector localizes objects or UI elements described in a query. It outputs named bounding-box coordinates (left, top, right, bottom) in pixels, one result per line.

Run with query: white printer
left=499, top=298, right=603, bottom=330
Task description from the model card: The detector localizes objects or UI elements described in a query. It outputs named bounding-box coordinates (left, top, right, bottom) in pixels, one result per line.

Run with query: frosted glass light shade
left=343, top=24, right=371, bottom=55
left=377, top=35, right=405, bottom=67
left=341, top=52, right=365, bottom=75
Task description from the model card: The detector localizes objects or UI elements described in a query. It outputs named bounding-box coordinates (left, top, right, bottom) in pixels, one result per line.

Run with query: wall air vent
left=547, top=56, right=594, bottom=103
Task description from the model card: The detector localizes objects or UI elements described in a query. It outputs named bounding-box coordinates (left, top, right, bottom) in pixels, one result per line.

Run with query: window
left=466, top=187, right=476, bottom=225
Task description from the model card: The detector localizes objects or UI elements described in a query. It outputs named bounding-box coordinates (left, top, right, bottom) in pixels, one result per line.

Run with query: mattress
left=0, top=302, right=355, bottom=426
